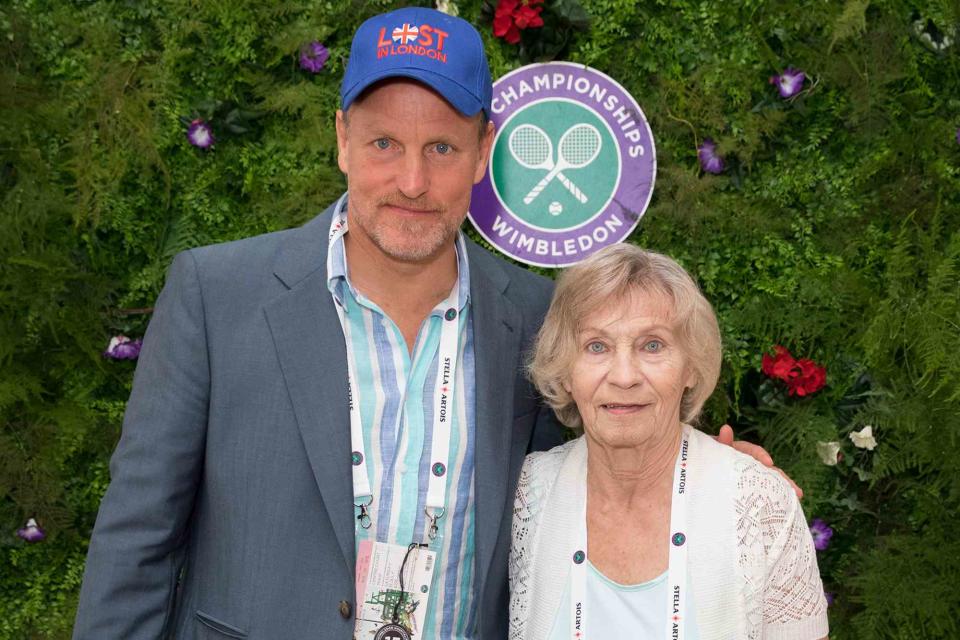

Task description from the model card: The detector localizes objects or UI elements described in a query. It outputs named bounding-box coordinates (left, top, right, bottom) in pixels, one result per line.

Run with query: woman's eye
left=435, top=142, right=451, bottom=155
left=644, top=340, right=663, bottom=353
left=375, top=138, right=391, bottom=150
left=587, top=341, right=606, bottom=354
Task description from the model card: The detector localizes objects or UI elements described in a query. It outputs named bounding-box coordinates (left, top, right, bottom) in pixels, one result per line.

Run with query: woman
left=510, top=244, right=828, bottom=639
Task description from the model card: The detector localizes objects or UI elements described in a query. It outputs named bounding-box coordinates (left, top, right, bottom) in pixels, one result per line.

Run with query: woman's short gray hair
left=528, top=243, right=722, bottom=429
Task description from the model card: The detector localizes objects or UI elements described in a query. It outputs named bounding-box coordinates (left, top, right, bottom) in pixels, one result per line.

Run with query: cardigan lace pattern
left=735, top=457, right=828, bottom=638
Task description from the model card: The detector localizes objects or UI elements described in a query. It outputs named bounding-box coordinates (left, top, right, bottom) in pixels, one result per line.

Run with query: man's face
left=335, top=79, right=495, bottom=262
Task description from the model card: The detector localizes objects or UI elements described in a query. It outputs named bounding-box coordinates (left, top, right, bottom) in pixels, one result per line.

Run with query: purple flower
left=770, top=67, right=806, bottom=99
left=103, top=335, right=142, bottom=360
left=810, top=518, right=833, bottom=551
left=299, top=41, right=330, bottom=73
left=956, top=127, right=959, bottom=145
left=697, top=138, right=724, bottom=174
left=187, top=119, right=214, bottom=149
left=17, top=518, right=45, bottom=543
left=824, top=591, right=836, bottom=606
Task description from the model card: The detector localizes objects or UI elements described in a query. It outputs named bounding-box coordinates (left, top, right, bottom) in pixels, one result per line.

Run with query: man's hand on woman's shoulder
left=715, top=424, right=803, bottom=499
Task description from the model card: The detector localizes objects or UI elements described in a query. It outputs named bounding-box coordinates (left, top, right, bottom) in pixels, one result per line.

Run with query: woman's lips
left=600, top=403, right=650, bottom=415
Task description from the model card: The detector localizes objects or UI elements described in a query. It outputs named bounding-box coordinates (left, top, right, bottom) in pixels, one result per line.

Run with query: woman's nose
left=606, top=349, right=644, bottom=388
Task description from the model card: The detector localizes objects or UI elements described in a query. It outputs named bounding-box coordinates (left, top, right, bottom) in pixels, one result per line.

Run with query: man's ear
left=335, top=110, right=349, bottom=174
left=473, top=120, right=496, bottom=184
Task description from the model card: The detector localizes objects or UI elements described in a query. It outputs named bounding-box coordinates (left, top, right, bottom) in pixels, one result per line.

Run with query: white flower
left=436, top=0, right=459, bottom=16
left=817, top=441, right=841, bottom=466
left=849, top=425, right=877, bottom=450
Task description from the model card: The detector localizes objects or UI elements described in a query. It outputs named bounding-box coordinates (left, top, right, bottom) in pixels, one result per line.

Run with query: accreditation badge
left=354, top=540, right=437, bottom=639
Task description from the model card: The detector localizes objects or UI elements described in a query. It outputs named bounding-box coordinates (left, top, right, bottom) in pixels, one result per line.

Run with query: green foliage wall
left=2, top=0, right=958, bottom=637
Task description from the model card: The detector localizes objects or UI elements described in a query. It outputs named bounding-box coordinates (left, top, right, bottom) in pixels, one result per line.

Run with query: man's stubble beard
left=373, top=219, right=457, bottom=262
left=351, top=195, right=464, bottom=263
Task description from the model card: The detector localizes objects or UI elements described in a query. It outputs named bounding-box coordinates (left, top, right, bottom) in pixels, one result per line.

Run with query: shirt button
left=339, top=600, right=352, bottom=619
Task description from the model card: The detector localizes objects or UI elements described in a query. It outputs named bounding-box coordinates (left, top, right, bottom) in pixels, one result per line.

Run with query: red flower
left=514, top=0, right=544, bottom=28
left=761, top=345, right=827, bottom=396
left=761, top=345, right=796, bottom=381
left=787, top=359, right=827, bottom=396
left=493, top=0, right=544, bottom=44
left=493, top=1, right=521, bottom=44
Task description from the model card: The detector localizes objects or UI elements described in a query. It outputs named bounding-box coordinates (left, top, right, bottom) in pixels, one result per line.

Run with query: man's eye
left=375, top=138, right=391, bottom=150
left=587, top=341, right=606, bottom=354
left=435, top=142, right=451, bottom=154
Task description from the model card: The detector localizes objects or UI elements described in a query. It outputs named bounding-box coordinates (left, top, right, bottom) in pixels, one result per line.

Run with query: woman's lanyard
left=327, top=207, right=462, bottom=540
left=569, top=426, right=692, bottom=639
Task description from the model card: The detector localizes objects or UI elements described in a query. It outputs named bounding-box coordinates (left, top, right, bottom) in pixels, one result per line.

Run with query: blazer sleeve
left=73, top=250, right=210, bottom=639
left=521, top=274, right=563, bottom=454
left=528, top=405, right=564, bottom=453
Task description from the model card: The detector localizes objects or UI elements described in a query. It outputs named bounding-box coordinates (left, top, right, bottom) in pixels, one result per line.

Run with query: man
left=74, top=8, right=559, bottom=638
left=73, top=7, right=780, bottom=639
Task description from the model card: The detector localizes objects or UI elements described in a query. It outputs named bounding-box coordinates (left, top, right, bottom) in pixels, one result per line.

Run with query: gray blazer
left=73, top=203, right=562, bottom=639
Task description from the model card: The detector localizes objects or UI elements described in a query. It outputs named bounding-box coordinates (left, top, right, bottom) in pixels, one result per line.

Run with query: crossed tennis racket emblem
left=508, top=123, right=603, bottom=209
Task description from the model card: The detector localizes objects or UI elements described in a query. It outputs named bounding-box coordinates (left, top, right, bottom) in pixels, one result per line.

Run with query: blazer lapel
left=469, top=246, right=524, bottom=609
left=263, top=206, right=356, bottom=575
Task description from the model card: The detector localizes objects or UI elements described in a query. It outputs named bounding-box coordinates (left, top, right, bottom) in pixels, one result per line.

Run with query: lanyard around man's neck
left=326, top=205, right=463, bottom=540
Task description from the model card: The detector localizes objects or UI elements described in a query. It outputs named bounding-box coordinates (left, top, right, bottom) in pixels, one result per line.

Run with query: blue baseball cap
left=340, top=7, right=493, bottom=118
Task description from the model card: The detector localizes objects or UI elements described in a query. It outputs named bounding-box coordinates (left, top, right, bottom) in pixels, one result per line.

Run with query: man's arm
left=73, top=251, right=210, bottom=639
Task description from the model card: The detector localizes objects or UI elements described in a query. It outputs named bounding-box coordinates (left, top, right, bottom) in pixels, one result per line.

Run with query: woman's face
left=564, top=289, right=695, bottom=451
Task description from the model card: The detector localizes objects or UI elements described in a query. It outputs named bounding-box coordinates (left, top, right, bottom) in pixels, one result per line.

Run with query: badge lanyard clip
left=424, top=506, right=445, bottom=541
left=355, top=495, right=373, bottom=530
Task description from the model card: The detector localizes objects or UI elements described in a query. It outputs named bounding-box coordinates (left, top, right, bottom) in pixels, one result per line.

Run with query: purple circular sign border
left=469, top=62, right=656, bottom=268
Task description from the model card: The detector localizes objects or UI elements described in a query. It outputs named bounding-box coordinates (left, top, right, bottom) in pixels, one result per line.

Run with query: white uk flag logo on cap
left=392, top=23, right=420, bottom=44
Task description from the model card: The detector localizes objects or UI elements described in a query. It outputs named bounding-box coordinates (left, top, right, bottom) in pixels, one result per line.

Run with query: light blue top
left=548, top=561, right=700, bottom=640
left=327, top=198, right=478, bottom=638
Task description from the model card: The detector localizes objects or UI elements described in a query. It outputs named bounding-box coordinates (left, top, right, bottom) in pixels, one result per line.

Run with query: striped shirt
left=327, top=204, right=477, bottom=639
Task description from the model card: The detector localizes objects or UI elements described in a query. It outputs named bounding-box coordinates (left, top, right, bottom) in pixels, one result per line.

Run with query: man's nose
left=396, top=151, right=429, bottom=200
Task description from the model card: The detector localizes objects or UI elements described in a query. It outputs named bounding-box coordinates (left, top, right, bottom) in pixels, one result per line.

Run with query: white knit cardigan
left=509, top=427, right=829, bottom=640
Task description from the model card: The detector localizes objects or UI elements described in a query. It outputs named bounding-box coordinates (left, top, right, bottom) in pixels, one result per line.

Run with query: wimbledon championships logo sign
left=469, top=62, right=656, bottom=267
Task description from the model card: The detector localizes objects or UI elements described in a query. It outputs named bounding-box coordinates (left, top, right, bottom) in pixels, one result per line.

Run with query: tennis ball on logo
left=548, top=201, right=563, bottom=216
